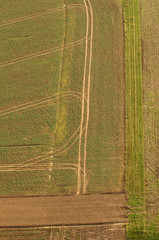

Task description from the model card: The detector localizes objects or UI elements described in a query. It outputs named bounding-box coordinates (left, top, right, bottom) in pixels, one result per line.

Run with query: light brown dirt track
left=0, top=194, right=127, bottom=227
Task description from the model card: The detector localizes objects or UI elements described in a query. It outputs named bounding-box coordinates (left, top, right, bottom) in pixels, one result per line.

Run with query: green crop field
left=85, top=0, right=125, bottom=193
left=0, top=0, right=125, bottom=197
left=0, top=0, right=158, bottom=239
left=0, top=0, right=87, bottom=195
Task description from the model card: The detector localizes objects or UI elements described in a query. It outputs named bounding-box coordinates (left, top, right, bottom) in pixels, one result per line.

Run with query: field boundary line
left=22, top=222, right=127, bottom=229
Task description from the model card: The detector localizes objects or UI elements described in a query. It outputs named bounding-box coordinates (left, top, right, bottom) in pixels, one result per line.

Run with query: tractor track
left=0, top=4, right=85, bottom=27
left=0, top=36, right=89, bottom=69
left=0, top=91, right=84, bottom=117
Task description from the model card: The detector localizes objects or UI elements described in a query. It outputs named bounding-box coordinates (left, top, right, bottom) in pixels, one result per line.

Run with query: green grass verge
left=122, top=0, right=146, bottom=238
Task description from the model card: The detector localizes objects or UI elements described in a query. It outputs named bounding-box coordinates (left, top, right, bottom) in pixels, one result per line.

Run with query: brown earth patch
left=0, top=193, right=127, bottom=227
left=0, top=224, right=126, bottom=240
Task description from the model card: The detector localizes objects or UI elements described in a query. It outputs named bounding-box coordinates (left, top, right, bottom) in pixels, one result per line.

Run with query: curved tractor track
left=0, top=91, right=83, bottom=117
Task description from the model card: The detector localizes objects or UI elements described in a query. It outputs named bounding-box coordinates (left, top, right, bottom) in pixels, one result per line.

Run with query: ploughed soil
left=0, top=224, right=126, bottom=240
left=0, top=193, right=127, bottom=227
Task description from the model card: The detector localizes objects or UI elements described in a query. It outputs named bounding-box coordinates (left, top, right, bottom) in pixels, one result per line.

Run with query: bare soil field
left=0, top=224, right=126, bottom=240
left=0, top=194, right=127, bottom=227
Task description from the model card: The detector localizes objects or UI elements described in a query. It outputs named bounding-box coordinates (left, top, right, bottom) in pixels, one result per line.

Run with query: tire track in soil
left=0, top=37, right=89, bottom=69
left=83, top=0, right=93, bottom=194
left=0, top=126, right=87, bottom=173
left=77, top=0, right=90, bottom=195
left=77, top=0, right=93, bottom=195
left=0, top=92, right=83, bottom=116
left=0, top=160, right=85, bottom=175
left=0, top=4, right=85, bottom=27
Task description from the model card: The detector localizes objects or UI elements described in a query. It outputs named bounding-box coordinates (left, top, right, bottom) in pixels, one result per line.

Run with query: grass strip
left=122, top=0, right=145, bottom=238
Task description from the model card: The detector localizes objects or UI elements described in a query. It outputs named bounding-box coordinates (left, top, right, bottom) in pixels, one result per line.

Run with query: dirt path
left=0, top=193, right=127, bottom=227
